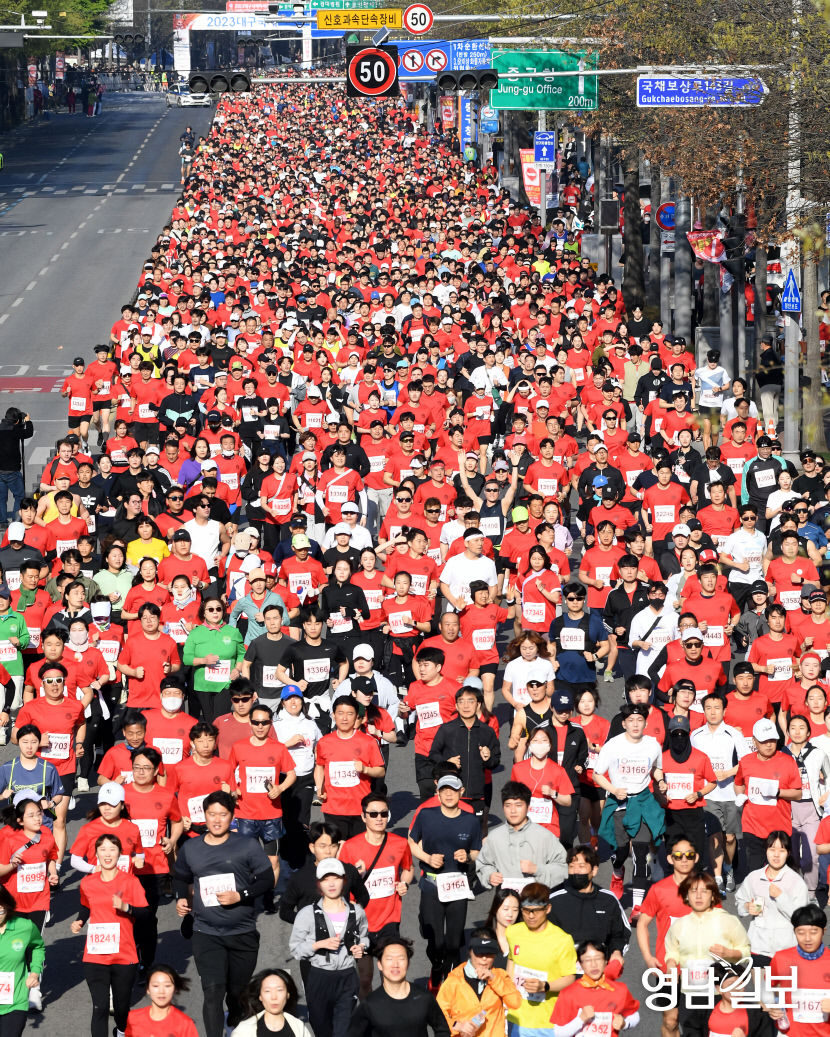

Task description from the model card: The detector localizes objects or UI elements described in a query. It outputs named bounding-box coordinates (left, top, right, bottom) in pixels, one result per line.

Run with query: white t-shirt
left=439, top=553, right=498, bottom=609
left=628, top=606, right=678, bottom=676
left=721, top=528, right=768, bottom=584
left=183, top=518, right=222, bottom=568
left=594, top=733, right=662, bottom=794
left=695, top=365, right=730, bottom=408
left=690, top=722, right=749, bottom=801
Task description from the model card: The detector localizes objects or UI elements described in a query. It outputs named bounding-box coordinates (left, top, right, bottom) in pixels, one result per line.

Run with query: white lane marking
left=39, top=267, right=49, bottom=275
left=26, top=280, right=37, bottom=290
left=0, top=315, right=8, bottom=325
left=11, top=298, right=22, bottom=307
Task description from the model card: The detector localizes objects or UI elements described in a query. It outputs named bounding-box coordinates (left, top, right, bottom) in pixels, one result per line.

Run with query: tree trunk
left=622, top=148, right=644, bottom=309
left=801, top=257, right=825, bottom=450
left=702, top=205, right=719, bottom=327
left=646, top=166, right=662, bottom=314
left=754, top=243, right=768, bottom=346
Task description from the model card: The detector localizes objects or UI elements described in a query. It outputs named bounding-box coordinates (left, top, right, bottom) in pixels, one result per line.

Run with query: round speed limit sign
left=346, top=46, right=399, bottom=97
left=403, top=3, right=433, bottom=34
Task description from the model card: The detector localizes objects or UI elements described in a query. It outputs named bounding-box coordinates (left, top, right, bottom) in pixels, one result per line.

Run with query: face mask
left=91, top=603, right=111, bottom=622
left=69, top=629, right=88, bottom=648
left=529, top=742, right=548, bottom=759
left=161, top=696, right=183, bottom=713
left=222, top=449, right=234, bottom=457
left=566, top=872, right=592, bottom=891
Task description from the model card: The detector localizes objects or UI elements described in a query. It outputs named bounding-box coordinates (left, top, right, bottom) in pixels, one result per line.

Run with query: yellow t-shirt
left=506, top=921, right=577, bottom=1027
left=126, top=537, right=170, bottom=568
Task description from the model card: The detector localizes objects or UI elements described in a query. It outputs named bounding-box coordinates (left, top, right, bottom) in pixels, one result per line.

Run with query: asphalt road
left=0, top=92, right=674, bottom=1036
left=0, top=92, right=213, bottom=492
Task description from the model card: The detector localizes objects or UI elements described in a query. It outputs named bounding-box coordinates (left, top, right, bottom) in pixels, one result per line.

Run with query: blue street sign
left=534, top=130, right=556, bottom=163
left=479, top=105, right=499, bottom=134
left=395, top=38, right=491, bottom=80
left=636, top=75, right=767, bottom=107
left=781, top=270, right=802, bottom=313
left=460, top=98, right=475, bottom=146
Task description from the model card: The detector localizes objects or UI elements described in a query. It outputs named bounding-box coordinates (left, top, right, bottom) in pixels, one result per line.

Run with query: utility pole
left=781, top=0, right=802, bottom=461
left=660, top=172, right=672, bottom=324
left=538, top=108, right=547, bottom=229
left=674, top=194, right=692, bottom=341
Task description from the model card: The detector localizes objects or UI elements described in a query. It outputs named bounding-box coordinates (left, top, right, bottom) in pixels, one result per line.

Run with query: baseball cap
left=98, top=782, right=125, bottom=806
left=752, top=718, right=779, bottom=744
left=810, top=589, right=827, bottom=602
left=332, top=523, right=352, bottom=536
left=437, top=775, right=464, bottom=791
left=292, top=534, right=311, bottom=549
left=672, top=524, right=691, bottom=537
left=470, top=933, right=500, bottom=956
left=668, top=716, right=691, bottom=733
left=12, top=790, right=42, bottom=808
left=172, top=529, right=192, bottom=542
left=73, top=356, right=84, bottom=366
left=247, top=568, right=267, bottom=583
left=512, top=507, right=529, bottom=522
left=681, top=627, right=704, bottom=643
left=552, top=691, right=573, bottom=713
left=341, top=502, right=359, bottom=514
left=750, top=580, right=769, bottom=595
left=201, top=459, right=218, bottom=471
left=6, top=522, right=25, bottom=542
left=280, top=684, right=303, bottom=700
left=353, top=643, right=374, bottom=661
left=493, top=460, right=509, bottom=472
left=316, top=859, right=345, bottom=879
left=307, top=385, right=322, bottom=398
left=0, top=585, right=10, bottom=602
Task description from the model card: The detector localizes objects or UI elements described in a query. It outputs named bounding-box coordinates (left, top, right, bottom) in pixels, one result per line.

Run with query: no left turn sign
left=402, top=3, right=433, bottom=34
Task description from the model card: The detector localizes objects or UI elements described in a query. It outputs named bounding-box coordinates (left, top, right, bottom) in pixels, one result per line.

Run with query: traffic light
left=435, top=68, right=498, bottom=91
left=188, top=70, right=252, bottom=94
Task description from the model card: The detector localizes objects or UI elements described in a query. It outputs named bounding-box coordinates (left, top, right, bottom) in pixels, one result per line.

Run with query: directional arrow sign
left=400, top=48, right=424, bottom=73
left=636, top=75, right=767, bottom=107
left=534, top=130, right=557, bottom=169
left=425, top=47, right=447, bottom=72
left=781, top=269, right=802, bottom=313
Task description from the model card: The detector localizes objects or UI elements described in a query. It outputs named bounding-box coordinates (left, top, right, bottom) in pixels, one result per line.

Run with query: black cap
left=207, top=410, right=221, bottom=422
left=172, top=529, right=192, bottom=542
left=750, top=580, right=769, bottom=595
left=73, top=356, right=85, bottom=366
left=669, top=715, right=691, bottom=733
left=733, top=661, right=754, bottom=677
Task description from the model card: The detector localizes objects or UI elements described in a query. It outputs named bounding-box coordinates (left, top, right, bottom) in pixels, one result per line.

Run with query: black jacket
left=428, top=716, right=501, bottom=801
left=548, top=882, right=631, bottom=955
left=0, top=414, right=33, bottom=473
left=603, top=584, right=651, bottom=647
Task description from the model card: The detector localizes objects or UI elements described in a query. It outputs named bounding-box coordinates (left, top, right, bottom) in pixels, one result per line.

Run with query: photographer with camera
left=0, top=408, right=33, bottom=530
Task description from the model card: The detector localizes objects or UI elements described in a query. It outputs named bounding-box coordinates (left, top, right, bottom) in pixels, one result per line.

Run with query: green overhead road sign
left=490, top=49, right=598, bottom=111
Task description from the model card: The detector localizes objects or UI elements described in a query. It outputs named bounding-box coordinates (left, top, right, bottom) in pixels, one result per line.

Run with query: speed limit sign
left=346, top=45, right=400, bottom=97
left=403, top=3, right=433, bottom=34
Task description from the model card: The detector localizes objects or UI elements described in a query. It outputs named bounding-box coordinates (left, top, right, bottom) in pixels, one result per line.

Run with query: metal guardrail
left=95, top=72, right=171, bottom=91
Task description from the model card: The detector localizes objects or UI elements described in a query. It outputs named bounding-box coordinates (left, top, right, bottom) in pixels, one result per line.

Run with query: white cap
left=6, top=522, right=25, bottom=542
left=753, top=718, right=779, bottom=744
left=353, top=642, right=374, bottom=661
left=681, top=627, right=704, bottom=643
left=316, top=858, right=345, bottom=879
left=672, top=523, right=691, bottom=537
left=332, top=523, right=352, bottom=536
left=98, top=782, right=126, bottom=806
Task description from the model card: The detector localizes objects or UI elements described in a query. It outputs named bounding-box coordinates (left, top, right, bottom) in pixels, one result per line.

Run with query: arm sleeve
left=554, top=1015, right=585, bottom=1037
left=347, top=1002, right=373, bottom=1037
left=70, top=854, right=96, bottom=874
left=172, top=842, right=194, bottom=899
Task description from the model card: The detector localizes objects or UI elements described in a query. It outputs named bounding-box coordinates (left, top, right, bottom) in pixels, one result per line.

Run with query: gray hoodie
left=475, top=818, right=567, bottom=890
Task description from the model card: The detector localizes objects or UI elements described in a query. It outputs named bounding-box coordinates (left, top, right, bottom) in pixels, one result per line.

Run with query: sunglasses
left=671, top=850, right=697, bottom=861
left=43, top=677, right=64, bottom=685
left=364, top=810, right=389, bottom=818
left=425, top=508, right=440, bottom=514
left=231, top=696, right=253, bottom=703
left=250, top=719, right=271, bottom=726
left=396, top=497, right=412, bottom=503
left=565, top=595, right=584, bottom=602
left=741, top=515, right=756, bottom=521
left=168, top=495, right=183, bottom=501
left=205, top=607, right=223, bottom=613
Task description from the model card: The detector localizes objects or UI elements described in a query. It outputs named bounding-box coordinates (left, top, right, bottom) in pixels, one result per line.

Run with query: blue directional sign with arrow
left=534, top=130, right=557, bottom=166
left=781, top=270, right=802, bottom=313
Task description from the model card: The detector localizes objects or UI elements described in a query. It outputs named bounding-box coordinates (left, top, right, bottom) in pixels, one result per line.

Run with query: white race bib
left=754, top=469, right=776, bottom=489
left=747, top=776, right=779, bottom=804
left=135, top=818, right=158, bottom=848
left=328, top=484, right=349, bottom=503
left=246, top=766, right=275, bottom=793
left=205, top=660, right=231, bottom=683
left=665, top=772, right=695, bottom=799
left=187, top=795, right=206, bottom=823
left=329, top=760, right=359, bottom=787
left=151, top=738, right=183, bottom=764
left=653, top=505, right=676, bottom=524
left=767, top=658, right=792, bottom=682
left=303, top=659, right=329, bottom=683
left=262, top=666, right=280, bottom=688
left=0, top=643, right=16, bottom=663
left=792, top=990, right=830, bottom=1024
left=559, top=628, right=585, bottom=651
left=584, top=1013, right=613, bottom=1037
left=435, top=871, right=473, bottom=903
left=702, top=625, right=725, bottom=647
left=86, top=922, right=120, bottom=955
left=472, top=628, right=496, bottom=651
left=199, top=872, right=236, bottom=908
left=528, top=796, right=553, bottom=824
left=522, top=602, right=546, bottom=624
left=0, top=972, right=14, bottom=1005
left=43, top=732, right=71, bottom=760
left=365, top=865, right=396, bottom=899
left=70, top=396, right=87, bottom=411
left=512, top=964, right=548, bottom=1002
left=17, top=862, right=46, bottom=892
left=415, top=701, right=442, bottom=729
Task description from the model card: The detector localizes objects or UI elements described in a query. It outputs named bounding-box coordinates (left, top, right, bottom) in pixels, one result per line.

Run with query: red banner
left=55, top=52, right=65, bottom=79
left=520, top=149, right=540, bottom=207
left=686, top=228, right=725, bottom=262
left=440, top=96, right=454, bottom=129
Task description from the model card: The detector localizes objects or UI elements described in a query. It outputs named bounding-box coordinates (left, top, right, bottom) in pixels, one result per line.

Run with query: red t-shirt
left=735, top=751, right=801, bottom=836
left=123, top=783, right=182, bottom=874
left=403, top=679, right=459, bottom=756
left=415, top=636, right=477, bottom=683
left=16, top=696, right=85, bottom=776
left=723, top=691, right=773, bottom=738
left=125, top=1005, right=199, bottom=1037
left=315, top=730, right=385, bottom=817
left=168, top=756, right=234, bottom=831
left=228, top=737, right=296, bottom=820
left=640, top=875, right=692, bottom=967
left=0, top=825, right=57, bottom=913
left=118, top=632, right=179, bottom=709
left=339, top=831, right=413, bottom=932
left=769, top=945, right=830, bottom=1037
left=510, top=758, right=574, bottom=836
left=747, top=634, right=800, bottom=702
left=659, top=747, right=716, bottom=810
left=70, top=817, right=143, bottom=873
left=551, top=978, right=639, bottom=1031
left=79, top=870, right=148, bottom=964
left=144, top=709, right=199, bottom=768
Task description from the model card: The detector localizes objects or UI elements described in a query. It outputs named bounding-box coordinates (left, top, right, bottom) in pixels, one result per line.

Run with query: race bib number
left=538, top=479, right=559, bottom=497
left=388, top=611, right=414, bottom=634
left=767, top=658, right=792, bottom=682
left=522, top=602, right=546, bottom=624
left=5, top=572, right=20, bottom=592
left=559, top=628, right=585, bottom=651
left=136, top=818, right=158, bottom=848
left=246, top=766, right=275, bottom=793
left=472, top=629, right=496, bottom=651
left=0, top=972, right=13, bottom=1006
left=479, top=517, right=501, bottom=537
left=329, top=611, right=353, bottom=632
left=305, top=412, right=323, bottom=428
left=0, top=643, right=16, bottom=663
left=364, top=865, right=395, bottom=899
left=327, top=484, right=349, bottom=503
left=755, top=469, right=776, bottom=489
left=288, top=572, right=313, bottom=595
left=415, top=701, right=442, bottom=729
left=43, top=732, right=71, bottom=760
left=792, top=990, right=830, bottom=1024
left=512, top=964, right=548, bottom=1002
left=369, top=455, right=386, bottom=473
left=513, top=685, right=531, bottom=707
left=199, top=872, right=236, bottom=908
left=86, top=922, right=120, bottom=955
left=702, top=625, right=724, bottom=646
left=17, top=862, right=46, bottom=892
left=262, top=666, right=280, bottom=688
left=152, top=738, right=183, bottom=764
left=205, top=660, right=231, bottom=683
left=595, top=567, right=612, bottom=584
left=779, top=590, right=801, bottom=610
left=435, top=871, right=473, bottom=903
left=684, top=959, right=712, bottom=988
left=303, top=659, right=329, bottom=683
left=138, top=403, right=153, bottom=419
left=528, top=796, right=553, bottom=824
left=584, top=1013, right=613, bottom=1037
left=55, top=538, right=77, bottom=555
left=665, top=772, right=695, bottom=799
left=98, top=640, right=120, bottom=663
left=653, top=505, right=676, bottom=524
left=747, top=776, right=779, bottom=804
left=329, top=761, right=359, bottom=787
left=270, top=496, right=292, bottom=517
left=364, top=589, right=383, bottom=611
left=70, top=396, right=87, bottom=412
left=187, top=795, right=206, bottom=823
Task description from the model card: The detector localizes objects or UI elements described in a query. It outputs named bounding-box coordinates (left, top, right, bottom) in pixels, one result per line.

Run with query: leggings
left=280, top=772, right=315, bottom=869
left=612, top=813, right=652, bottom=898
left=0, top=1012, right=27, bottom=1037
left=195, top=688, right=231, bottom=723
left=83, top=961, right=137, bottom=1037
left=134, top=874, right=160, bottom=970
left=80, top=697, right=104, bottom=781
left=192, top=928, right=260, bottom=1037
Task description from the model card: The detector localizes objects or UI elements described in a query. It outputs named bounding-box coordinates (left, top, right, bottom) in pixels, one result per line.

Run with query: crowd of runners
left=0, top=69, right=828, bottom=1037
